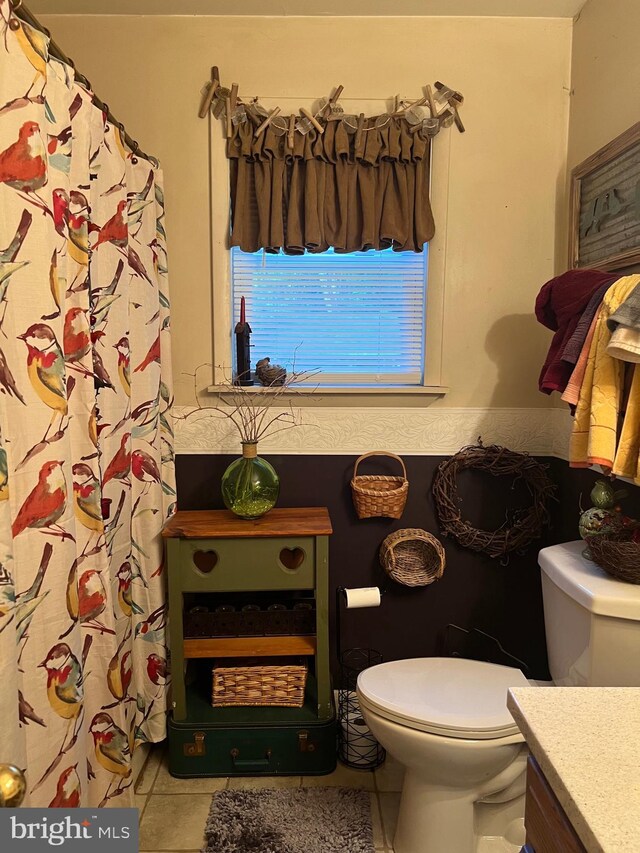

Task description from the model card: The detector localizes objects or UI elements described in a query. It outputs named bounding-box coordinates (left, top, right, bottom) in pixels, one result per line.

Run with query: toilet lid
left=357, top=658, right=529, bottom=739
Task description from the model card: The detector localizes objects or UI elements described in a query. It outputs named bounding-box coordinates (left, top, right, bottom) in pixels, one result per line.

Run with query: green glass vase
left=221, top=442, right=279, bottom=520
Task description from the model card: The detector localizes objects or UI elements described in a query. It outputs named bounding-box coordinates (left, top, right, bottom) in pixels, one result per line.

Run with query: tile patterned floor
left=136, top=746, right=403, bottom=852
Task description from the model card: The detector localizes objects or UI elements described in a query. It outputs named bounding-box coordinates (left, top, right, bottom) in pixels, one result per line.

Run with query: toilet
left=357, top=541, right=640, bottom=853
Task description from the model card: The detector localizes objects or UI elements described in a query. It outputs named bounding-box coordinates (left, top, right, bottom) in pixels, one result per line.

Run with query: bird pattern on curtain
left=0, top=1, right=175, bottom=808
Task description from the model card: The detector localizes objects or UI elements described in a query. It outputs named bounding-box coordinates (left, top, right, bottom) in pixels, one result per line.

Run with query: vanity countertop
left=507, top=687, right=640, bottom=853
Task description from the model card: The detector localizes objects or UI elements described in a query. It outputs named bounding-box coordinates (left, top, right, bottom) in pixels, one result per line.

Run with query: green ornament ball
left=578, top=507, right=618, bottom=540
left=589, top=479, right=617, bottom=510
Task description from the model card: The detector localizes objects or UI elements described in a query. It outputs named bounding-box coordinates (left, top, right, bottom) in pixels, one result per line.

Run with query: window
left=231, top=247, right=428, bottom=387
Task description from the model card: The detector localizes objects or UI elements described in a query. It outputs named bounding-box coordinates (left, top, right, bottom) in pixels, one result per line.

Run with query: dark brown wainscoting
left=175, top=454, right=640, bottom=680
left=177, top=453, right=628, bottom=681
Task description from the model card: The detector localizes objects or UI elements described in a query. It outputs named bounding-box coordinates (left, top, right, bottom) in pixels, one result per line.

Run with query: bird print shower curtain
left=0, top=1, right=175, bottom=808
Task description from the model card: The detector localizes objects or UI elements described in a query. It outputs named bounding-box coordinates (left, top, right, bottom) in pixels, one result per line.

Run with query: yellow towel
left=615, top=364, right=640, bottom=481
left=570, top=275, right=640, bottom=476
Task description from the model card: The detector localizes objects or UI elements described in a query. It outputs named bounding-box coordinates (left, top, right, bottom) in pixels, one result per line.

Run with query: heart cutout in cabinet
left=193, top=550, right=218, bottom=573
left=279, top=547, right=305, bottom=571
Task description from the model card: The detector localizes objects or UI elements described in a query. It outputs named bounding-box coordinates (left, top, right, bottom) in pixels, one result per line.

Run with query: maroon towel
left=536, top=269, right=619, bottom=394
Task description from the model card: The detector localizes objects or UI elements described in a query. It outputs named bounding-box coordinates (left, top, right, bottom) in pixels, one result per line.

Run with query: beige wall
left=568, top=0, right=640, bottom=171
left=41, top=15, right=572, bottom=409
left=555, top=0, right=640, bottom=282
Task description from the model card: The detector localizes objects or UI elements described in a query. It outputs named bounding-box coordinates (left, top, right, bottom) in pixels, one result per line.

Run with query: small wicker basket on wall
left=351, top=451, right=409, bottom=519
left=380, top=528, right=446, bottom=587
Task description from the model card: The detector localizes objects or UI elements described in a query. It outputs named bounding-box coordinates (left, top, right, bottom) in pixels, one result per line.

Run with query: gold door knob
left=0, top=764, right=27, bottom=808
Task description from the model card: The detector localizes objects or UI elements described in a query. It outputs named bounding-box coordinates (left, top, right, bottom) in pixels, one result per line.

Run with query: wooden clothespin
left=225, top=83, right=243, bottom=136
left=300, top=107, right=324, bottom=134
left=198, top=66, right=220, bottom=118
left=287, top=114, right=296, bottom=149
left=434, top=81, right=464, bottom=105
left=434, top=81, right=465, bottom=132
left=449, top=104, right=465, bottom=133
left=225, top=96, right=232, bottom=138
left=424, top=84, right=437, bottom=118
left=254, top=107, right=281, bottom=138
left=354, top=112, right=365, bottom=150
left=229, top=83, right=238, bottom=113
left=323, top=84, right=345, bottom=121
left=328, top=84, right=344, bottom=112
left=392, top=96, right=427, bottom=117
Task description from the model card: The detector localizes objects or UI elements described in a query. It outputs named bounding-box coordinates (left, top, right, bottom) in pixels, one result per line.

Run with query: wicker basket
left=351, top=451, right=409, bottom=519
left=586, top=535, right=640, bottom=585
left=380, top=528, right=445, bottom=587
left=211, top=658, right=308, bottom=707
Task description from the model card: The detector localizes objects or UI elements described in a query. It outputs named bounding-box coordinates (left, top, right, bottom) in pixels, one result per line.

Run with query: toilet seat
left=357, top=657, right=529, bottom=740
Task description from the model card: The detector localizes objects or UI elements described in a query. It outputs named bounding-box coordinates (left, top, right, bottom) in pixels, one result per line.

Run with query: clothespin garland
left=196, top=66, right=465, bottom=138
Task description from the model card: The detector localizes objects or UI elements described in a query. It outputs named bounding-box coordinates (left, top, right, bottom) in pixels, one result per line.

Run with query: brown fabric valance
left=227, top=116, right=435, bottom=254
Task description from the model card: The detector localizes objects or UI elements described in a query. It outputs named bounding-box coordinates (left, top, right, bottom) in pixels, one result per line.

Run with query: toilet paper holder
left=335, top=586, right=384, bottom=664
left=335, top=586, right=386, bottom=770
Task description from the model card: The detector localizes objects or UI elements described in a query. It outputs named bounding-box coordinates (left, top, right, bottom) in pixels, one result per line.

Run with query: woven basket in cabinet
left=380, top=528, right=445, bottom=587
left=211, top=659, right=308, bottom=707
left=351, top=451, right=409, bottom=519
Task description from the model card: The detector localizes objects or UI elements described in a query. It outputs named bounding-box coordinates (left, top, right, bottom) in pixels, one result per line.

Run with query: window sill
left=206, top=384, right=449, bottom=397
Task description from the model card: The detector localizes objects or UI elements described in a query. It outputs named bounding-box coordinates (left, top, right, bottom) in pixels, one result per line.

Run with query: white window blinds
left=231, top=247, right=427, bottom=386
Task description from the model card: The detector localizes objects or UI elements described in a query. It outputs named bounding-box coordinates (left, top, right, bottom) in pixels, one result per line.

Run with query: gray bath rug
left=201, top=787, right=374, bottom=853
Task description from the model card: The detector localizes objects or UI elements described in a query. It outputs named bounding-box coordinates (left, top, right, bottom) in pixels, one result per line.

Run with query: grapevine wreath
left=432, top=440, right=556, bottom=559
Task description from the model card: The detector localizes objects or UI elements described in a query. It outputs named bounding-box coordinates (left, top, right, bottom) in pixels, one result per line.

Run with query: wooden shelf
left=183, top=635, right=317, bottom=659
left=163, top=508, right=333, bottom=539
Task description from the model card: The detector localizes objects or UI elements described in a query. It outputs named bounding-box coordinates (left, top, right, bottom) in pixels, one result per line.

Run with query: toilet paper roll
left=344, top=587, right=381, bottom=609
left=339, top=716, right=379, bottom=767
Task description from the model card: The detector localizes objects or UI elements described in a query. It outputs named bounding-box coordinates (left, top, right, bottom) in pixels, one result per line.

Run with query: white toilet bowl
left=357, top=657, right=530, bottom=853
left=357, top=544, right=640, bottom=852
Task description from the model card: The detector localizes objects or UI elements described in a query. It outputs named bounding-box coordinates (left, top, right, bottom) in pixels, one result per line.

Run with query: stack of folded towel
left=536, top=270, right=640, bottom=482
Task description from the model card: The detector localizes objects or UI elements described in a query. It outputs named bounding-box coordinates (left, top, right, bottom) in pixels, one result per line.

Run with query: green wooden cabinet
left=163, top=507, right=336, bottom=777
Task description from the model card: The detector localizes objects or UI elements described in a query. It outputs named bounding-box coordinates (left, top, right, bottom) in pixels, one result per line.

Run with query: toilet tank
left=539, top=542, right=640, bottom=686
